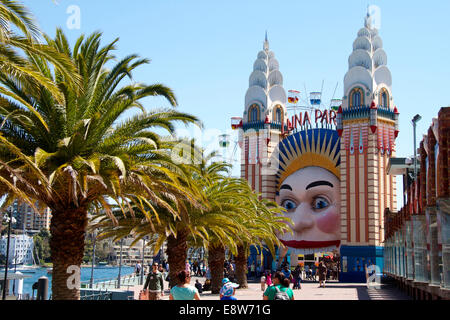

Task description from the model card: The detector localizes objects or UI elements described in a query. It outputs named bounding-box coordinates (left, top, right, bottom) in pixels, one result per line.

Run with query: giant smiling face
left=276, top=166, right=341, bottom=251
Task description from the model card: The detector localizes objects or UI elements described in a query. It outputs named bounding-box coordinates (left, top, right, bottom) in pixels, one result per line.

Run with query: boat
left=98, top=262, right=108, bottom=267
left=47, top=268, right=53, bottom=274
left=16, top=264, right=40, bottom=270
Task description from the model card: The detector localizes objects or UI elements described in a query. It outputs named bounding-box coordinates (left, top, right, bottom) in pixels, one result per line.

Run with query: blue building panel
left=339, top=246, right=384, bottom=283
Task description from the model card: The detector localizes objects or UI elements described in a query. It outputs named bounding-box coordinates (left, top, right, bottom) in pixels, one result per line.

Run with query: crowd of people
left=139, top=258, right=340, bottom=300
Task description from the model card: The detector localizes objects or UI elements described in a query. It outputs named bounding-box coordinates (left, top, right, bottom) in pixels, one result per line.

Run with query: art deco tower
left=236, top=34, right=287, bottom=201
left=336, top=12, right=400, bottom=281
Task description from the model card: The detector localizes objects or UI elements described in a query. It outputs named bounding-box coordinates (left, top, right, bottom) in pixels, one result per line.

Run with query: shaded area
left=312, top=282, right=412, bottom=300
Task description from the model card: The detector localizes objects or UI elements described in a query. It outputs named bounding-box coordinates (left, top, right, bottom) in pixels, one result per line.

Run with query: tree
left=232, top=197, right=289, bottom=288
left=94, top=146, right=291, bottom=292
left=94, top=147, right=248, bottom=288
left=204, top=180, right=290, bottom=292
left=0, top=29, right=199, bottom=299
left=0, top=0, right=80, bottom=128
left=33, top=228, right=51, bottom=264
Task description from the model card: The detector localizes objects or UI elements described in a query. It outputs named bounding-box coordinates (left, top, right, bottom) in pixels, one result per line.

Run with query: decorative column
left=412, top=173, right=429, bottom=283
left=400, top=220, right=406, bottom=278
left=405, top=198, right=414, bottom=280
left=425, top=126, right=440, bottom=287
left=436, top=107, right=450, bottom=290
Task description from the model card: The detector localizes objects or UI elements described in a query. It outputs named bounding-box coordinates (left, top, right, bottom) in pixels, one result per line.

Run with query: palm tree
left=94, top=147, right=249, bottom=289
left=232, top=197, right=290, bottom=288
left=0, top=30, right=199, bottom=299
left=94, top=145, right=291, bottom=293
left=0, top=1, right=80, bottom=112
left=205, top=181, right=290, bottom=291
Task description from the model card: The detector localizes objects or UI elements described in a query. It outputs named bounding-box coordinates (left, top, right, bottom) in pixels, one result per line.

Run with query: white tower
left=337, top=10, right=399, bottom=281
left=238, top=33, right=287, bottom=200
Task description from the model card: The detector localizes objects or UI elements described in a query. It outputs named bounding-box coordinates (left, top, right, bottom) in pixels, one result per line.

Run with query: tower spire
left=264, top=30, right=269, bottom=52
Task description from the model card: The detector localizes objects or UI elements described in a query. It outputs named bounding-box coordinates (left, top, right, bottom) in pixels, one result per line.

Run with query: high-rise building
left=4, top=200, right=52, bottom=232
left=0, top=234, right=34, bottom=265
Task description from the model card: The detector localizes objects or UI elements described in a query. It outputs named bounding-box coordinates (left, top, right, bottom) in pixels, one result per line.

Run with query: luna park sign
left=280, top=109, right=337, bottom=135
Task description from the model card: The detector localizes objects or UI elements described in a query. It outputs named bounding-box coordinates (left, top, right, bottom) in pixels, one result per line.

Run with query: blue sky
left=24, top=0, right=450, bottom=207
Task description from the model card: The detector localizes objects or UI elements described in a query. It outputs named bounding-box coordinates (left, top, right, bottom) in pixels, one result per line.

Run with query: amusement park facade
left=232, top=11, right=449, bottom=297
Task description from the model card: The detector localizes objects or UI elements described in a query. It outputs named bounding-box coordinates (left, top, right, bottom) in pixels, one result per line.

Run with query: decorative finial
left=263, top=30, right=269, bottom=52
left=364, top=9, right=372, bottom=29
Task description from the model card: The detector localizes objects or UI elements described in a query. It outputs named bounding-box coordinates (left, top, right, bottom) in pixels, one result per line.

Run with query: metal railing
left=80, top=290, right=113, bottom=300
left=80, top=273, right=141, bottom=290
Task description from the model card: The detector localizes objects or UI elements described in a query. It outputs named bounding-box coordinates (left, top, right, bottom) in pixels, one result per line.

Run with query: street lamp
left=411, top=114, right=422, bottom=180
left=89, top=230, right=96, bottom=289
left=117, top=238, right=123, bottom=289
left=2, top=213, right=16, bottom=300
left=140, top=237, right=146, bottom=285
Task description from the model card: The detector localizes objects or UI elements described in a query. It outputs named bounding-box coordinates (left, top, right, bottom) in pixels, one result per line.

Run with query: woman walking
left=169, top=270, right=201, bottom=300
left=263, top=272, right=294, bottom=300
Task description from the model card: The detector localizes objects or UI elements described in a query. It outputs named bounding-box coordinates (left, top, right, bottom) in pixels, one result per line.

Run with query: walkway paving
left=129, top=276, right=412, bottom=300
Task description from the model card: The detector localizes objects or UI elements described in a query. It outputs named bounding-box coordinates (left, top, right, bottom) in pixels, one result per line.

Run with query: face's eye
left=281, top=199, right=297, bottom=212
left=312, top=196, right=330, bottom=211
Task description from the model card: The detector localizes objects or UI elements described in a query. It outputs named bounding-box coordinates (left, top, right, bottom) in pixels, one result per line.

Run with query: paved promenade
left=129, top=276, right=412, bottom=300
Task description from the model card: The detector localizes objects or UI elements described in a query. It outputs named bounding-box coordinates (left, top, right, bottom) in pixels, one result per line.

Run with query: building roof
left=387, top=157, right=418, bottom=176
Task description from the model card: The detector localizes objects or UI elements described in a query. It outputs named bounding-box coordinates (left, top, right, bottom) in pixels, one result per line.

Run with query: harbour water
left=4, top=266, right=134, bottom=298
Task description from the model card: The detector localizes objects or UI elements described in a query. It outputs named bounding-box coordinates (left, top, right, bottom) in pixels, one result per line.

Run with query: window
left=273, top=105, right=283, bottom=123
left=248, top=104, right=260, bottom=122
left=380, top=89, right=389, bottom=108
left=350, top=88, right=364, bottom=108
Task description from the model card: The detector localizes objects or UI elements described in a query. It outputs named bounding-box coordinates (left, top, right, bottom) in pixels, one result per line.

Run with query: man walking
left=282, top=265, right=292, bottom=288
left=143, top=262, right=164, bottom=300
left=292, top=265, right=302, bottom=290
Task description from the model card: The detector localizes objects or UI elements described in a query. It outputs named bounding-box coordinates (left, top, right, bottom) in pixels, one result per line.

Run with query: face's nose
left=291, top=203, right=315, bottom=233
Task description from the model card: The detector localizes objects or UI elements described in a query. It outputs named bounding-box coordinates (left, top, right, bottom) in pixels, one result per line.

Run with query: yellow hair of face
left=276, top=129, right=340, bottom=189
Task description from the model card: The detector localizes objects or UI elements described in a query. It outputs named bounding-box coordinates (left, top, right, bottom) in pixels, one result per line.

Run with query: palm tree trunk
left=167, top=228, right=188, bottom=289
left=49, top=206, right=88, bottom=300
left=235, top=245, right=248, bottom=288
left=208, top=243, right=225, bottom=294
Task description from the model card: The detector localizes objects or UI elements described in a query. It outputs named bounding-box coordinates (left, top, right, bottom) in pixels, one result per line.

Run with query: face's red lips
left=280, top=239, right=341, bottom=249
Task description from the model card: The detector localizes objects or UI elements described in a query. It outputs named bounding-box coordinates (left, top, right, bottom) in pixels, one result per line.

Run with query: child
left=266, top=272, right=272, bottom=286
left=220, top=278, right=239, bottom=300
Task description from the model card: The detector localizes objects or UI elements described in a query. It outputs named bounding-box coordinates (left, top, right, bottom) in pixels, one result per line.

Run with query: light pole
left=412, top=114, right=422, bottom=180
left=89, top=230, right=96, bottom=288
left=117, top=238, right=123, bottom=289
left=2, top=213, right=15, bottom=300
left=140, top=238, right=145, bottom=285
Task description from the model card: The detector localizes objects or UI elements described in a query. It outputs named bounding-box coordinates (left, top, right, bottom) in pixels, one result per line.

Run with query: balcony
left=342, top=105, right=396, bottom=121
left=242, top=121, right=287, bottom=132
